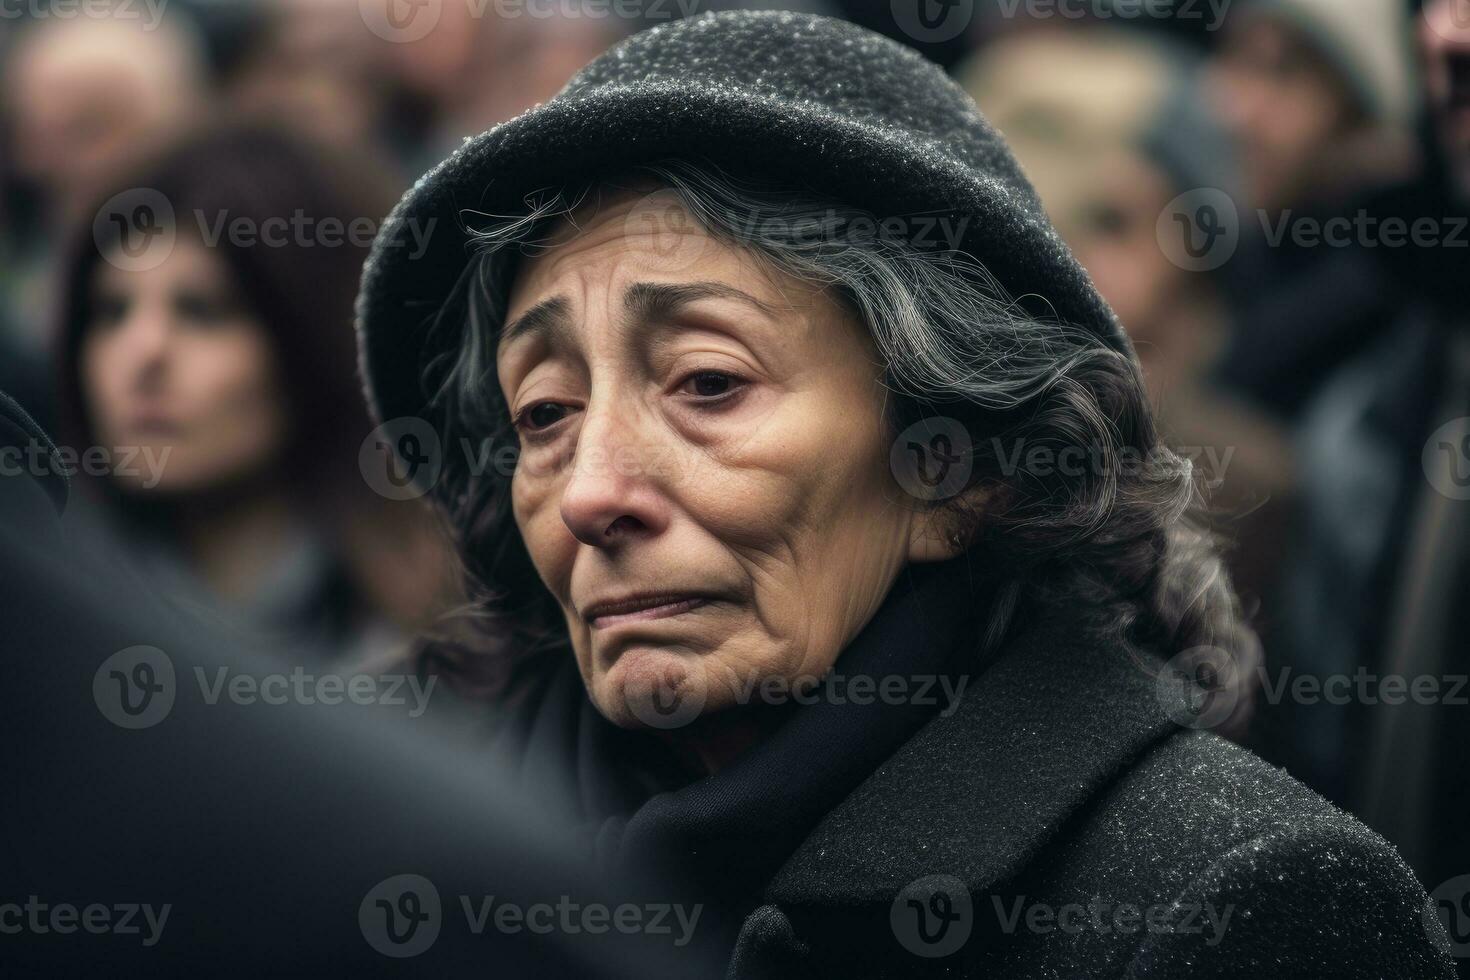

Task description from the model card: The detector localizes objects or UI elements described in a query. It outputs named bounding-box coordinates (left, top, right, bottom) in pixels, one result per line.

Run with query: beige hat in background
left=1247, top=0, right=1418, bottom=125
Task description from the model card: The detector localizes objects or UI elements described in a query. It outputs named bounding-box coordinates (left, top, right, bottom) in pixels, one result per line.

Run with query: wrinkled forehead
left=499, top=187, right=824, bottom=353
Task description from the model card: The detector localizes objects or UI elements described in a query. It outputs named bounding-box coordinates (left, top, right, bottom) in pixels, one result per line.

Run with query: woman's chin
left=593, top=645, right=716, bottom=731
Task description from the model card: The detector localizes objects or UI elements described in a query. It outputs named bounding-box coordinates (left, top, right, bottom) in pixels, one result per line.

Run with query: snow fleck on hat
left=355, top=10, right=1129, bottom=428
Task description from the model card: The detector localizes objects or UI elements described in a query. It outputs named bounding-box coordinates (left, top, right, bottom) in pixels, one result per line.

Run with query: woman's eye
left=679, top=371, right=743, bottom=399
left=1086, top=204, right=1130, bottom=237
left=174, top=292, right=236, bottom=326
left=517, top=402, right=569, bottom=431
left=90, top=294, right=129, bottom=328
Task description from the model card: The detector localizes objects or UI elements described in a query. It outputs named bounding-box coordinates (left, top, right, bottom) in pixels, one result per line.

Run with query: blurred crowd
left=1, top=0, right=1467, bottom=929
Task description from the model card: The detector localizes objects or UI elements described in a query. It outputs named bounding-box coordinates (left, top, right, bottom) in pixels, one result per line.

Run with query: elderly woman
left=355, top=13, right=1454, bottom=978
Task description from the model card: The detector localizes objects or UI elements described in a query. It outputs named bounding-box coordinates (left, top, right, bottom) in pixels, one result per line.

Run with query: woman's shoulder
left=1118, top=723, right=1355, bottom=825
left=749, top=622, right=1456, bottom=977
left=1099, top=688, right=1432, bottom=906
left=1108, top=723, right=1433, bottom=879
left=1059, top=726, right=1454, bottom=977
left=1111, top=723, right=1359, bottom=835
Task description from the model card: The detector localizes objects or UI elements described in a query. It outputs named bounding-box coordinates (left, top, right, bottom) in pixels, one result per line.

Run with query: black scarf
left=498, top=553, right=999, bottom=928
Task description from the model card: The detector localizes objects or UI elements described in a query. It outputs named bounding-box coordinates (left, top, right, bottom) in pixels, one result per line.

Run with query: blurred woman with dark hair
left=56, top=121, right=455, bottom=668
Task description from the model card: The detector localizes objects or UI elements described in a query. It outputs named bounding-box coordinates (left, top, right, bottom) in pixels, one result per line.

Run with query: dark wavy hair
left=57, top=121, right=390, bottom=508
left=412, top=159, right=1259, bottom=708
left=55, top=120, right=452, bottom=631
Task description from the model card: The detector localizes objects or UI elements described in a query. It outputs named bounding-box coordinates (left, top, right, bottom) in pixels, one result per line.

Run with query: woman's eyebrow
left=499, top=295, right=571, bottom=350
left=623, top=281, right=781, bottom=328
left=500, top=280, right=779, bottom=353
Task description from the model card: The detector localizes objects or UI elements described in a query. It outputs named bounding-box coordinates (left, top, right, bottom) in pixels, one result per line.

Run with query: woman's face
left=1209, top=16, right=1357, bottom=212
left=1059, top=152, right=1181, bottom=349
left=81, top=238, right=288, bottom=495
left=498, top=191, right=959, bottom=729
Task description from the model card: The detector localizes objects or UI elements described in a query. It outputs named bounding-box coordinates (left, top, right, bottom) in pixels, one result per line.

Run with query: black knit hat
left=355, top=10, right=1127, bottom=428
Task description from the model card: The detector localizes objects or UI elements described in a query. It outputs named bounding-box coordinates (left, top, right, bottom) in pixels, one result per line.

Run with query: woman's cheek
left=686, top=410, right=843, bottom=542
left=511, top=481, right=542, bottom=537
left=512, top=477, right=561, bottom=573
left=83, top=338, right=132, bottom=444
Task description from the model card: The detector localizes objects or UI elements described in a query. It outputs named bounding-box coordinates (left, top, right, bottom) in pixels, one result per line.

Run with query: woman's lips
left=124, top=413, right=183, bottom=437
left=586, top=596, right=710, bottom=630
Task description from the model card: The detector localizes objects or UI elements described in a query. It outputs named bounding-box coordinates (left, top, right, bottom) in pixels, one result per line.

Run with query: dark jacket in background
left=1250, top=145, right=1470, bottom=957
left=1214, top=194, right=1406, bottom=421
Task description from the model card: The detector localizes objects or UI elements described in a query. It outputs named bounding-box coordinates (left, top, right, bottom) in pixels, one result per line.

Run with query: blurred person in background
left=0, top=8, right=207, bottom=423
left=963, top=27, right=1291, bottom=702
left=225, top=0, right=399, bottom=161
left=1207, top=0, right=1421, bottom=418
left=1271, top=0, right=1470, bottom=943
left=52, top=123, right=456, bottom=669
left=369, top=0, right=628, bottom=174
left=1211, top=0, right=1416, bottom=215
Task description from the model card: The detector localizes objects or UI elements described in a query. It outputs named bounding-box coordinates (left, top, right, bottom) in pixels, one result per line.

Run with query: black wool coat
left=720, top=605, right=1456, bottom=979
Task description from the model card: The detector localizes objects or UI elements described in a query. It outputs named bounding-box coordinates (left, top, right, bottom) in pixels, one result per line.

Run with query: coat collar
left=764, top=612, right=1182, bottom=907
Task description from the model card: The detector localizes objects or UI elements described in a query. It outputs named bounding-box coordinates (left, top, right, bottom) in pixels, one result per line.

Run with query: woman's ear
left=906, top=486, right=993, bottom=563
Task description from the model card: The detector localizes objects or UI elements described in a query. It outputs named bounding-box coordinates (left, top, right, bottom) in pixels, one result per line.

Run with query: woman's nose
left=557, top=405, right=670, bottom=547
left=113, top=311, right=173, bottom=382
